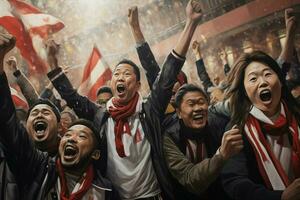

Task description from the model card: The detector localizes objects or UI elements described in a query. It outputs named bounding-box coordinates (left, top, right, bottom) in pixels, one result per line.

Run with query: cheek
left=244, top=84, right=255, bottom=99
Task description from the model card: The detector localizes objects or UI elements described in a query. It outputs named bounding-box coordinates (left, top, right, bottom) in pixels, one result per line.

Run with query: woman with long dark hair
left=221, top=50, right=300, bottom=200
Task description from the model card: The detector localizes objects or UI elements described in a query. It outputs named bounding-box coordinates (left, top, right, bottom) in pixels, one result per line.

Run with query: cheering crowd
left=0, top=0, right=300, bottom=199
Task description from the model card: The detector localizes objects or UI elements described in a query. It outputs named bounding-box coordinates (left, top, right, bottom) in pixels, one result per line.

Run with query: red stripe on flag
left=81, top=47, right=102, bottom=83
left=0, top=16, right=48, bottom=73
left=29, top=22, right=65, bottom=38
left=8, top=0, right=41, bottom=14
left=87, top=67, right=112, bottom=101
left=10, top=86, right=28, bottom=109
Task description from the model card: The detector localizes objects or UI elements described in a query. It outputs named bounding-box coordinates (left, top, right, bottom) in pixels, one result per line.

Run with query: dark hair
left=69, top=119, right=102, bottom=148
left=96, top=86, right=113, bottom=97
left=225, top=50, right=300, bottom=128
left=115, top=59, right=140, bottom=81
left=175, top=84, right=209, bottom=108
left=27, top=98, right=61, bottom=122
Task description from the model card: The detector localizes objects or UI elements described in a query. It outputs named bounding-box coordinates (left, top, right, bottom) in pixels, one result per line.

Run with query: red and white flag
left=10, top=86, right=28, bottom=110
left=78, top=46, right=112, bottom=102
left=0, top=0, right=64, bottom=74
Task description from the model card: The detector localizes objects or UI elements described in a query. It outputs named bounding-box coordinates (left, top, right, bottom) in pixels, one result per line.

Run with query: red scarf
left=108, top=93, right=139, bottom=157
left=245, top=102, right=300, bottom=189
left=56, top=159, right=94, bottom=200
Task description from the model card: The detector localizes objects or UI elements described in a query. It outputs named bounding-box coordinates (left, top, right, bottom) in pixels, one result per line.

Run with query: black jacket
left=0, top=73, right=117, bottom=200
left=136, top=42, right=160, bottom=89
left=164, top=112, right=231, bottom=200
left=47, top=53, right=185, bottom=199
left=0, top=143, right=19, bottom=200
left=221, top=132, right=283, bottom=200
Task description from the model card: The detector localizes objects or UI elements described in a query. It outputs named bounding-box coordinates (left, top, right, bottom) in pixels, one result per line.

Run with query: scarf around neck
left=244, top=102, right=300, bottom=190
left=56, top=159, right=94, bottom=200
left=108, top=93, right=140, bottom=157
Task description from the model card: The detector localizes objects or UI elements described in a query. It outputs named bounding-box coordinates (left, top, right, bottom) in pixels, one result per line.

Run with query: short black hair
left=115, top=59, right=140, bottom=81
left=27, top=99, right=61, bottom=122
left=175, top=84, right=209, bottom=108
left=96, top=86, right=113, bottom=97
left=69, top=119, right=102, bottom=148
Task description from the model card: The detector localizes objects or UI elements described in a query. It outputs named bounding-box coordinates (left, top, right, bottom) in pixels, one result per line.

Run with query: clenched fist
left=220, top=125, right=243, bottom=160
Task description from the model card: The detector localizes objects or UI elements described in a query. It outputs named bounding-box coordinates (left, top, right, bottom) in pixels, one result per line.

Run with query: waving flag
left=10, top=86, right=28, bottom=109
left=78, top=46, right=112, bottom=101
left=0, top=0, right=64, bottom=74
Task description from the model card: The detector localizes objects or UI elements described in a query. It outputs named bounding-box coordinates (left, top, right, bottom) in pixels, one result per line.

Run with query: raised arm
left=278, top=8, right=297, bottom=65
left=7, top=57, right=39, bottom=107
left=219, top=50, right=231, bottom=76
left=128, top=6, right=160, bottom=89
left=46, top=40, right=98, bottom=120
left=0, top=29, right=46, bottom=184
left=192, top=40, right=214, bottom=92
left=146, top=0, right=203, bottom=118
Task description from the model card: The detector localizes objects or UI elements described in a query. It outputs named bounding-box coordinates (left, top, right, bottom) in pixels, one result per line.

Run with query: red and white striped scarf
left=244, top=102, right=300, bottom=190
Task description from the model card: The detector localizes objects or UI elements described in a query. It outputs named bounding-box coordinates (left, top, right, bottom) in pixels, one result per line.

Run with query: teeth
left=261, top=90, right=270, bottom=94
left=66, top=146, right=75, bottom=151
left=194, top=114, right=204, bottom=120
left=36, top=130, right=45, bottom=135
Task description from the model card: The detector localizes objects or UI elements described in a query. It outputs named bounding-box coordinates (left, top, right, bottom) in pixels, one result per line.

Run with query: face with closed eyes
left=243, top=61, right=282, bottom=117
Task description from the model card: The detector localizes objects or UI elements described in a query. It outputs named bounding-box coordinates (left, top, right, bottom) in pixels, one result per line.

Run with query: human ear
left=91, top=150, right=100, bottom=160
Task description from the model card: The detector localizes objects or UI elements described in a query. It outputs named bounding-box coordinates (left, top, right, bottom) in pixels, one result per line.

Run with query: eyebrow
left=114, top=68, right=132, bottom=72
left=247, top=67, right=271, bottom=76
left=31, top=108, right=51, bottom=112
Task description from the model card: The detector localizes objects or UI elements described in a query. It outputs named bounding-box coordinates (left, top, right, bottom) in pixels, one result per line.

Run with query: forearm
left=136, top=42, right=160, bottom=89
left=0, top=72, right=15, bottom=124
left=14, top=70, right=39, bottom=107
left=47, top=67, right=98, bottom=120
left=147, top=52, right=184, bottom=118
left=40, top=88, right=53, bottom=99
left=174, top=20, right=198, bottom=57
left=130, top=24, right=145, bottom=44
left=278, top=34, right=295, bottom=64
left=195, top=59, right=213, bottom=92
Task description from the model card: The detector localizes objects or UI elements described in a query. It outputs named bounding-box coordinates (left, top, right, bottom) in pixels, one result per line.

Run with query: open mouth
left=259, top=89, right=272, bottom=102
left=64, top=144, right=78, bottom=159
left=117, top=84, right=126, bottom=94
left=193, top=113, right=204, bottom=121
left=34, top=121, right=48, bottom=137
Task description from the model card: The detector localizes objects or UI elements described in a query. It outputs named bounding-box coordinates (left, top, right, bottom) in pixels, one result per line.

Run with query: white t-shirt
left=106, top=97, right=161, bottom=199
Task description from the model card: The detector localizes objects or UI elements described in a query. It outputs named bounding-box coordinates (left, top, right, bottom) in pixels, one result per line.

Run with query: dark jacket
left=136, top=42, right=160, bottom=89
left=13, top=69, right=39, bottom=107
left=164, top=112, right=231, bottom=200
left=221, top=131, right=283, bottom=200
left=195, top=59, right=214, bottom=93
left=47, top=53, right=185, bottom=199
left=0, top=73, right=117, bottom=200
left=0, top=143, right=19, bottom=200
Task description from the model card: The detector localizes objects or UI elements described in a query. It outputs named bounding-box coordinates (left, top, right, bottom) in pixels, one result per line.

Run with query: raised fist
left=186, top=0, right=203, bottom=23
left=6, top=56, right=18, bottom=71
left=0, top=26, right=16, bottom=57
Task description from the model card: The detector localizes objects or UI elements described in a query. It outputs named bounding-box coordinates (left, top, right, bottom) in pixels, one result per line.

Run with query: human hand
left=186, top=0, right=203, bottom=24
left=282, top=178, right=300, bottom=200
left=220, top=125, right=243, bottom=160
left=6, top=56, right=18, bottom=71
